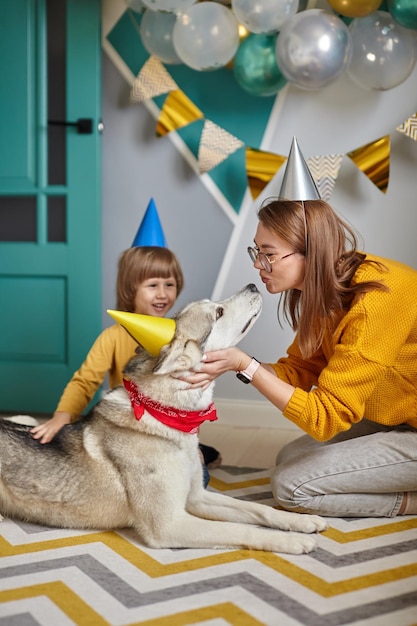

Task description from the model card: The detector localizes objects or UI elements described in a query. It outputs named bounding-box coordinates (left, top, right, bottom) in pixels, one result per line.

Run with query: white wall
left=101, top=0, right=417, bottom=425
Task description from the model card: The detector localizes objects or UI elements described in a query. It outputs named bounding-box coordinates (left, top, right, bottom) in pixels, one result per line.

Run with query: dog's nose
left=247, top=283, right=259, bottom=293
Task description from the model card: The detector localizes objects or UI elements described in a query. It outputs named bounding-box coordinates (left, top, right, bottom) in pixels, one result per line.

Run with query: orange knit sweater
left=269, top=254, right=417, bottom=441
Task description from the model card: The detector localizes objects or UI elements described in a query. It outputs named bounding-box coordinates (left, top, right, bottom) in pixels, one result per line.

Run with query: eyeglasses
left=247, top=246, right=297, bottom=273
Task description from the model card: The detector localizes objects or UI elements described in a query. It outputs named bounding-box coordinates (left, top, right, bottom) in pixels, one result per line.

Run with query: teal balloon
left=233, top=33, right=287, bottom=97
left=387, top=0, right=417, bottom=29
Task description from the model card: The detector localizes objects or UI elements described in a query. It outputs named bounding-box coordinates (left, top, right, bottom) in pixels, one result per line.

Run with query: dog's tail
left=2, top=415, right=40, bottom=427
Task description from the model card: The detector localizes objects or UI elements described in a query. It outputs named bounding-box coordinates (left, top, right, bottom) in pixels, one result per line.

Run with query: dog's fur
left=0, top=284, right=327, bottom=554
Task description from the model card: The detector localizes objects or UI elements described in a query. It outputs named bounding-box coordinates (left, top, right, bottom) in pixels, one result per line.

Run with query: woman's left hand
left=179, top=347, right=249, bottom=389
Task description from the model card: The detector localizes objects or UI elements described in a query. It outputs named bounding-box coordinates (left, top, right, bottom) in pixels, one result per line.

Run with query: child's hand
left=30, top=412, right=72, bottom=444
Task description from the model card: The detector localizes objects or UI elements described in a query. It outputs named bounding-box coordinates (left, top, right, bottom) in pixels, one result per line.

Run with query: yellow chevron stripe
left=1, top=532, right=416, bottom=597
left=131, top=602, right=265, bottom=625
left=0, top=582, right=109, bottom=625
left=209, top=476, right=270, bottom=491
left=324, top=517, right=417, bottom=543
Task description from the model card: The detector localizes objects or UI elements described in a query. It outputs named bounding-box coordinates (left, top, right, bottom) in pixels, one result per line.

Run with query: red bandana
left=123, top=378, right=218, bottom=434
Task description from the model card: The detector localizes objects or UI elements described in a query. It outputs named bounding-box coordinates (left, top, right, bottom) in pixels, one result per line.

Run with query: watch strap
left=236, top=357, right=260, bottom=384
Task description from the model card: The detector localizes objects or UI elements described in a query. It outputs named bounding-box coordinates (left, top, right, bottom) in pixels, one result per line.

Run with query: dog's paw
left=280, top=533, right=318, bottom=554
left=275, top=511, right=328, bottom=534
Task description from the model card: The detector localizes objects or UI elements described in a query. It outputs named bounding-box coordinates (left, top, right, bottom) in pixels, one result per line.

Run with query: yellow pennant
left=347, top=136, right=390, bottom=194
left=246, top=147, right=287, bottom=199
left=307, top=154, right=344, bottom=202
left=130, top=56, right=178, bottom=104
left=198, top=120, right=244, bottom=174
left=396, top=112, right=417, bottom=142
left=156, top=89, right=204, bottom=137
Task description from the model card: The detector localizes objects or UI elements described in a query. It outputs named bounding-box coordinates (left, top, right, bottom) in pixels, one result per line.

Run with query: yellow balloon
left=327, top=0, right=382, bottom=18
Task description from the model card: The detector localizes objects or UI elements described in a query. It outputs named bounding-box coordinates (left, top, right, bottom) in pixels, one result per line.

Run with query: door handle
left=48, top=118, right=93, bottom=134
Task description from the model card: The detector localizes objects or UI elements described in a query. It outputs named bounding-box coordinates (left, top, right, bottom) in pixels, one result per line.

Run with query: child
left=30, top=246, right=221, bottom=482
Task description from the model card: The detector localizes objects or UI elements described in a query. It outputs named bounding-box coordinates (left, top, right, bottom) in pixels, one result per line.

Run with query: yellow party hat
left=107, top=310, right=176, bottom=356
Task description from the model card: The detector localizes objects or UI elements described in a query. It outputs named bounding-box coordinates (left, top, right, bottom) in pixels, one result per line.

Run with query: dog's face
left=153, top=283, right=262, bottom=376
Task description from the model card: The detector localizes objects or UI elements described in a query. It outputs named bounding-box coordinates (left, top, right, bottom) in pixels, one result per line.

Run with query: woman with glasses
left=184, top=139, right=417, bottom=518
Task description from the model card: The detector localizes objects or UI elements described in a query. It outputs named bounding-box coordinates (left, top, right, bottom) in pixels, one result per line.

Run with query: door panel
left=0, top=0, right=102, bottom=413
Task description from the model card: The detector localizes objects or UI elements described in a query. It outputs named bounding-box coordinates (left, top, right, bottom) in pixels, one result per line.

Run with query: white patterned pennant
left=307, top=154, right=344, bottom=201
left=198, top=120, right=244, bottom=174
left=130, top=56, right=178, bottom=103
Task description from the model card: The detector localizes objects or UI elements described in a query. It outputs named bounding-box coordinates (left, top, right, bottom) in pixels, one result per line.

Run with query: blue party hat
left=132, top=198, right=167, bottom=247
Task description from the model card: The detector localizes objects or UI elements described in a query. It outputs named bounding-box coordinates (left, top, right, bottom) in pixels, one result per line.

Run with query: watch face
left=236, top=371, right=251, bottom=384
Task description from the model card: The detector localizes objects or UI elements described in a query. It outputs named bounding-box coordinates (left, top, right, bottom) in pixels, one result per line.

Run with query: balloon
left=387, top=0, right=417, bottom=29
left=275, top=10, right=353, bottom=90
left=231, top=0, right=299, bottom=35
left=141, top=0, right=196, bottom=13
left=327, top=0, right=382, bottom=18
left=173, top=2, right=240, bottom=71
left=233, top=33, right=288, bottom=96
left=348, top=11, right=417, bottom=90
left=139, top=10, right=182, bottom=64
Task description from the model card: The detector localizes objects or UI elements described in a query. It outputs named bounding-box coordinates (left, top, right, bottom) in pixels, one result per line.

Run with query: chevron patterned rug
left=1, top=465, right=416, bottom=626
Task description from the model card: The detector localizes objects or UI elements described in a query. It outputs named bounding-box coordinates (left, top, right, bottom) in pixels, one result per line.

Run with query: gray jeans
left=271, top=420, right=417, bottom=517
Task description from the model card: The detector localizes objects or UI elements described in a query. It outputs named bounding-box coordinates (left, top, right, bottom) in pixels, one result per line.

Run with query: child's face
left=134, top=276, right=177, bottom=317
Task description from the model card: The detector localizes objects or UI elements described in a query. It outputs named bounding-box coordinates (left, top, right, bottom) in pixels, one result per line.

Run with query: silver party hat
left=279, top=137, right=321, bottom=200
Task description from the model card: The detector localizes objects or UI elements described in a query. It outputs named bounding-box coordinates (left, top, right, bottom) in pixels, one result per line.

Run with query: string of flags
left=130, top=56, right=417, bottom=202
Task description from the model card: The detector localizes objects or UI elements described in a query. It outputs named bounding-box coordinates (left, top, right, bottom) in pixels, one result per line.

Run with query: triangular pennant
left=156, top=89, right=204, bottom=137
left=306, top=154, right=344, bottom=202
left=347, top=135, right=390, bottom=194
left=246, top=147, right=287, bottom=199
left=396, top=112, right=417, bottom=141
left=197, top=120, right=244, bottom=174
left=130, top=56, right=178, bottom=104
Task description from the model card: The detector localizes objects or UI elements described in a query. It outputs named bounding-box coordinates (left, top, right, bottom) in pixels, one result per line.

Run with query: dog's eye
left=216, top=307, right=224, bottom=320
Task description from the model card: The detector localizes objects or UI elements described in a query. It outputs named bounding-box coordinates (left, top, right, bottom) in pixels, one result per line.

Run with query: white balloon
left=231, top=0, right=299, bottom=34
left=348, top=11, right=417, bottom=91
left=276, top=9, right=352, bottom=90
left=142, top=0, right=196, bottom=14
left=173, top=2, right=240, bottom=71
left=140, top=10, right=182, bottom=64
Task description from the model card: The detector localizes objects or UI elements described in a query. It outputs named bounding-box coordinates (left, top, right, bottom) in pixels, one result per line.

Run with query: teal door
left=0, top=0, right=102, bottom=413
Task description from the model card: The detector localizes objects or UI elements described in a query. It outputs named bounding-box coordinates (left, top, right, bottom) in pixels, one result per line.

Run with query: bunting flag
left=396, top=112, right=417, bottom=141
left=198, top=120, right=244, bottom=174
left=130, top=56, right=178, bottom=104
left=347, top=135, right=390, bottom=194
left=156, top=89, right=204, bottom=137
left=246, top=147, right=287, bottom=199
left=307, top=154, right=344, bottom=202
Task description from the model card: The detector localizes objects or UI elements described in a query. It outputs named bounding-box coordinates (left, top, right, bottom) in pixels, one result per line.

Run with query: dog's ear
left=153, top=338, right=202, bottom=375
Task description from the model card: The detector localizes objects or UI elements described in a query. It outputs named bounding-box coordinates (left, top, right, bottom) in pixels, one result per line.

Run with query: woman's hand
left=180, top=347, right=250, bottom=389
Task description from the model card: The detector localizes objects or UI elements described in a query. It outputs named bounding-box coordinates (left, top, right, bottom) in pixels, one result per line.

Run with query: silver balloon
left=231, top=0, right=299, bottom=34
left=140, top=10, right=182, bottom=64
left=275, top=9, right=353, bottom=90
left=348, top=11, right=417, bottom=91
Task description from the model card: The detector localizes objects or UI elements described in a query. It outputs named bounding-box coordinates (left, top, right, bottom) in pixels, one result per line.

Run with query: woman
left=185, top=192, right=417, bottom=517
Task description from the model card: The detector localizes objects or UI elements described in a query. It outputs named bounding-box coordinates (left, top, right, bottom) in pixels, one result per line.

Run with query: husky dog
left=0, top=284, right=327, bottom=554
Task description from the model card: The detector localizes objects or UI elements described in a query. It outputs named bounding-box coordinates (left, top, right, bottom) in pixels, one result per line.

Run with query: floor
left=199, top=422, right=302, bottom=468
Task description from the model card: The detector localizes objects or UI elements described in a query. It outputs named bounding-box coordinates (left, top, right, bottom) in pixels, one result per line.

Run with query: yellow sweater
left=269, top=254, right=417, bottom=441
left=55, top=324, right=138, bottom=420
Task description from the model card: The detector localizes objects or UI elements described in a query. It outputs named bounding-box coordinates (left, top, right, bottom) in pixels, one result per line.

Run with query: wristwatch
left=236, top=357, right=260, bottom=384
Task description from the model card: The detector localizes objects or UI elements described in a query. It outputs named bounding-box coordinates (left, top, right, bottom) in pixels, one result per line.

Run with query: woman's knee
left=271, top=463, right=310, bottom=512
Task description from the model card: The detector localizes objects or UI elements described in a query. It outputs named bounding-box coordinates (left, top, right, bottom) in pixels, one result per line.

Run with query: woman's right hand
left=30, top=411, right=72, bottom=444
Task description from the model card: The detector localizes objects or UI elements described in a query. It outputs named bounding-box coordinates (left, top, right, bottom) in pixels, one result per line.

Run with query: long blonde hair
left=116, top=246, right=184, bottom=311
left=258, top=198, right=387, bottom=357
